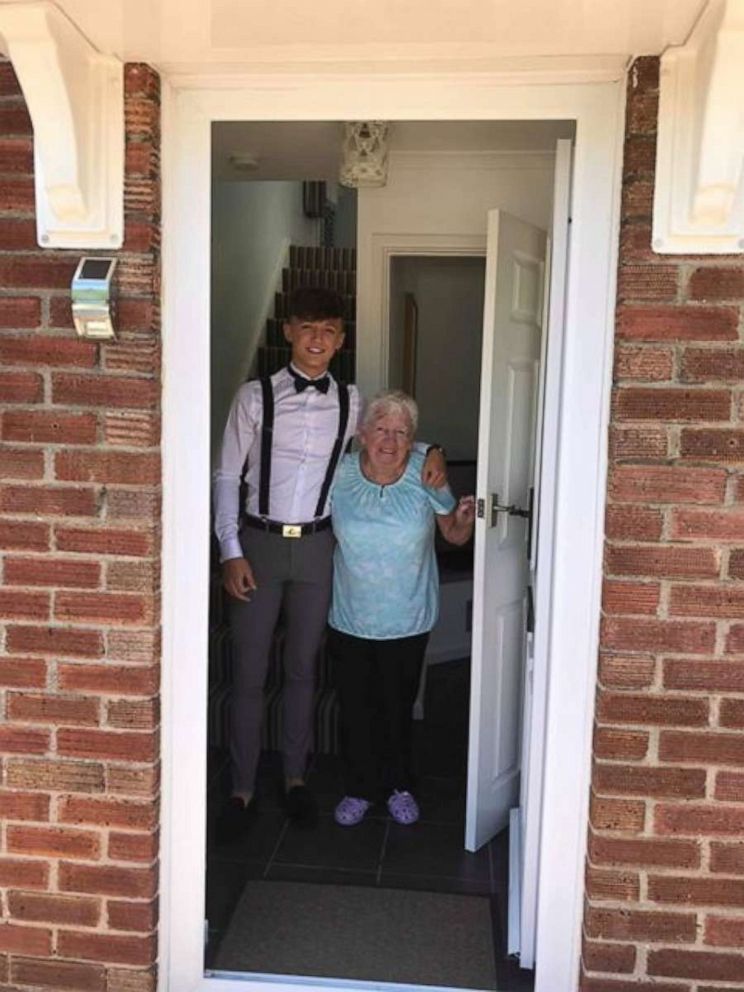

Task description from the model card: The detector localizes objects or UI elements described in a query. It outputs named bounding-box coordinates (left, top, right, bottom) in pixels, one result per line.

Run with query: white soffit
left=0, top=1, right=123, bottom=248
left=0, top=0, right=705, bottom=78
left=653, top=0, right=744, bottom=253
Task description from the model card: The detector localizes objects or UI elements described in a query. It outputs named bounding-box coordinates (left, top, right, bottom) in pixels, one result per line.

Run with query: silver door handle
left=476, top=493, right=531, bottom=527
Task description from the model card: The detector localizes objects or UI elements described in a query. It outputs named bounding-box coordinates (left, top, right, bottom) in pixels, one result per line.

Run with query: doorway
left=205, top=121, right=553, bottom=989
left=161, top=73, right=614, bottom=988
left=203, top=119, right=569, bottom=990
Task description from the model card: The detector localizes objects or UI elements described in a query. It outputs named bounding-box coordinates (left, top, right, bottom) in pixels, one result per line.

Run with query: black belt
left=242, top=514, right=332, bottom=538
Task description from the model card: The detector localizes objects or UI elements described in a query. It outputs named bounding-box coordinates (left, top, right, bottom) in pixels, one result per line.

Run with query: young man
left=213, top=286, right=445, bottom=834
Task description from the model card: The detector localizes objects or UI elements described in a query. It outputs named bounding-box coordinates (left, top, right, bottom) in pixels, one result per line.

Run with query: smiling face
left=360, top=410, right=414, bottom=479
left=283, top=316, right=345, bottom=378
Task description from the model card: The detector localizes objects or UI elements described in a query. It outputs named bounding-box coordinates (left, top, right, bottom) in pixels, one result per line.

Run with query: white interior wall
left=326, top=183, right=357, bottom=249
left=356, top=151, right=555, bottom=400
left=210, top=180, right=319, bottom=453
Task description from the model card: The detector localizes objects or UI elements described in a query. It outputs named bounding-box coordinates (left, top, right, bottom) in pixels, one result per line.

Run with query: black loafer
left=284, top=784, right=318, bottom=827
left=216, top=795, right=257, bottom=845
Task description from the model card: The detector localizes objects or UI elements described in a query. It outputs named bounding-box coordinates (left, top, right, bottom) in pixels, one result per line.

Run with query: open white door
left=465, top=210, right=546, bottom=853
left=509, top=139, right=573, bottom=965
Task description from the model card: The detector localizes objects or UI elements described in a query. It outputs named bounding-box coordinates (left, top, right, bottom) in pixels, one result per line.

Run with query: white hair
left=361, top=389, right=418, bottom=436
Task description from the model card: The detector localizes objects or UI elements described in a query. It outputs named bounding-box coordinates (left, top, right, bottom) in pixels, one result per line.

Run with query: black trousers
left=328, top=627, right=429, bottom=801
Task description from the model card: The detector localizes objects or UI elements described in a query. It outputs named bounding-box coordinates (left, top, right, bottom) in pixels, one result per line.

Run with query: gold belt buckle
left=282, top=524, right=302, bottom=539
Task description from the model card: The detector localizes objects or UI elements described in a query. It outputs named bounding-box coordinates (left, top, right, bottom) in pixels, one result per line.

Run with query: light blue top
left=329, top=450, right=456, bottom=639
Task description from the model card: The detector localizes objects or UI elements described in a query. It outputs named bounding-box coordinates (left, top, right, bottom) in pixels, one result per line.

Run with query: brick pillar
left=582, top=57, right=744, bottom=991
left=0, top=61, right=160, bottom=991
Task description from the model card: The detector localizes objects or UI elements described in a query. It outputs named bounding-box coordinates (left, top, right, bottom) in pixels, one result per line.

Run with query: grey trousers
left=227, top=526, right=334, bottom=794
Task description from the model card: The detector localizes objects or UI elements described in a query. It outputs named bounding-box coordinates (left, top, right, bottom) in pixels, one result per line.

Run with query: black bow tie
left=288, top=367, right=330, bottom=394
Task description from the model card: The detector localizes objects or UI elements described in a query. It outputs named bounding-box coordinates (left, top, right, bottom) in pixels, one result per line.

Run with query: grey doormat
left=213, top=879, right=497, bottom=989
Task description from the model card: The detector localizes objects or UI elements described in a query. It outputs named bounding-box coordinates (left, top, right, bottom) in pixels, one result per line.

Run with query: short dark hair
left=287, top=286, right=345, bottom=322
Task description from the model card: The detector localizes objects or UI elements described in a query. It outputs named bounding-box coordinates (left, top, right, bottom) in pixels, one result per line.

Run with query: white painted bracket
left=0, top=1, right=123, bottom=248
left=653, top=0, right=744, bottom=254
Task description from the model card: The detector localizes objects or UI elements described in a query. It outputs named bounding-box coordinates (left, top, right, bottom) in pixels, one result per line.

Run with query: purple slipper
left=387, top=790, right=419, bottom=825
left=334, top=796, right=371, bottom=826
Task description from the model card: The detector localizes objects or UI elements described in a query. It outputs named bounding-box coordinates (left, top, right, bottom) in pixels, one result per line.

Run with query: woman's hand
left=422, top=447, right=447, bottom=488
left=222, top=557, right=257, bottom=601
left=454, top=494, right=476, bottom=529
left=436, top=495, right=476, bottom=545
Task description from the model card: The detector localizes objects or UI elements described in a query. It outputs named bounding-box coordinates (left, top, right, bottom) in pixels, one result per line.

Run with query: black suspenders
left=255, top=375, right=349, bottom=521
left=257, top=376, right=274, bottom=518
left=315, top=381, right=349, bottom=518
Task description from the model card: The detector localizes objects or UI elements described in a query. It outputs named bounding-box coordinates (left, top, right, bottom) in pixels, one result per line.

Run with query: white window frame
left=159, top=72, right=625, bottom=992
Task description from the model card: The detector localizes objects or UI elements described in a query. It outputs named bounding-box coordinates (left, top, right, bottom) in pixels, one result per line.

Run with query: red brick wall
left=0, top=61, right=161, bottom=991
left=582, top=57, right=744, bottom=991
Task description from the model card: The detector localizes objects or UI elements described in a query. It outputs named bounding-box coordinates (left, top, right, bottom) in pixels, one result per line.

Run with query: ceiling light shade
left=339, top=121, right=389, bottom=188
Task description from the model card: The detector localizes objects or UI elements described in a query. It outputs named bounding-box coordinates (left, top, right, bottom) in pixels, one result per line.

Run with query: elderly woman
left=328, top=390, right=475, bottom=827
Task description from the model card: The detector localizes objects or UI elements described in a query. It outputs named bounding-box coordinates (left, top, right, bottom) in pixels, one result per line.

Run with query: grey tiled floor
left=205, top=659, right=534, bottom=991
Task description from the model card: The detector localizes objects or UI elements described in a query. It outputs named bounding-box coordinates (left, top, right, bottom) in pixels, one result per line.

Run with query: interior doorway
left=388, top=254, right=485, bottom=457
left=203, top=118, right=572, bottom=991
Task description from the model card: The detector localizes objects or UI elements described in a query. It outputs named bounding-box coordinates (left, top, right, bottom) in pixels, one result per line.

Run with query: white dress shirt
left=213, top=365, right=361, bottom=561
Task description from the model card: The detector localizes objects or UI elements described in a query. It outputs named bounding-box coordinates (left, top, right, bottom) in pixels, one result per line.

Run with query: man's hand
left=222, top=557, right=257, bottom=601
left=422, top=447, right=447, bottom=489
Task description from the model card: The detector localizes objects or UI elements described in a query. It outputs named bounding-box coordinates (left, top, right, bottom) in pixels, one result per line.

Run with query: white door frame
left=160, top=72, right=625, bottom=992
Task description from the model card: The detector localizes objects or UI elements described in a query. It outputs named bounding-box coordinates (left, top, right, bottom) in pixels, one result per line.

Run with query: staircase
left=255, top=244, right=357, bottom=383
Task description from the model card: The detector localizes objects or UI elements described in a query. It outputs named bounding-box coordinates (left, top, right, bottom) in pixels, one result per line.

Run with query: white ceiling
left=2, top=0, right=707, bottom=77
left=211, top=120, right=576, bottom=181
